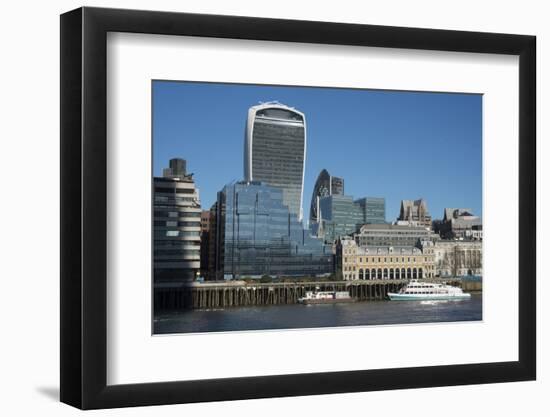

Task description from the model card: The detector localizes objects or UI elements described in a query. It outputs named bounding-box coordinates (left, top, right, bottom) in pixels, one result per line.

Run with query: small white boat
left=298, top=290, right=354, bottom=304
left=388, top=279, right=471, bottom=301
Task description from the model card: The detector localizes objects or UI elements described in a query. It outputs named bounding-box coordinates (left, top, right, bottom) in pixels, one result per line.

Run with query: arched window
left=401, top=268, right=406, bottom=279
left=365, top=269, right=370, bottom=280
left=418, top=268, right=423, bottom=279
left=372, top=269, right=376, bottom=280
left=377, top=268, right=382, bottom=279
left=413, top=268, right=417, bottom=279
left=359, top=269, right=364, bottom=280
left=407, top=268, right=412, bottom=279
left=389, top=268, right=394, bottom=279
left=383, top=268, right=388, bottom=279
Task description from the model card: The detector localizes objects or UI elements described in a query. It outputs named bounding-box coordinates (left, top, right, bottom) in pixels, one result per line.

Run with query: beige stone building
left=397, top=198, right=432, bottom=229
left=338, top=238, right=435, bottom=281
left=433, top=240, right=482, bottom=277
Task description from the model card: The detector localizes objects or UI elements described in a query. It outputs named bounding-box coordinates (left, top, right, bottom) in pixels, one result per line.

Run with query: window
left=166, top=231, right=179, bottom=237
left=155, top=187, right=174, bottom=193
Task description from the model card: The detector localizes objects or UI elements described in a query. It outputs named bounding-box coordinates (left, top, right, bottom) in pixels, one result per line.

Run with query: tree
left=260, top=275, right=272, bottom=283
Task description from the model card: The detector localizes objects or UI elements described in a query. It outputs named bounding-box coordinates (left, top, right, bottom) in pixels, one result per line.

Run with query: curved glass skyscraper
left=244, top=102, right=306, bottom=221
left=309, top=169, right=345, bottom=224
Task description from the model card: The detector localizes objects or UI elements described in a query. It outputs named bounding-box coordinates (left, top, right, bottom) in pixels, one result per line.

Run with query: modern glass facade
left=354, top=197, right=386, bottom=224
left=244, top=102, right=306, bottom=221
left=318, top=195, right=364, bottom=243
left=216, top=181, right=333, bottom=279
left=153, top=160, right=202, bottom=282
left=309, top=169, right=344, bottom=224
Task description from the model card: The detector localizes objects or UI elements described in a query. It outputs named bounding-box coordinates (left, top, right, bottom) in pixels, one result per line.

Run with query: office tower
left=354, top=196, right=386, bottom=224
left=309, top=169, right=345, bottom=224
left=317, top=194, right=364, bottom=243
left=244, top=101, right=306, bottom=220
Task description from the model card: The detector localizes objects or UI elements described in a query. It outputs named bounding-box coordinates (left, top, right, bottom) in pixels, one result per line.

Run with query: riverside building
left=244, top=101, right=306, bottom=221
left=153, top=158, right=202, bottom=283
left=433, top=240, right=483, bottom=277
left=213, top=181, right=333, bottom=279
left=338, top=238, right=436, bottom=281
left=354, top=223, right=439, bottom=248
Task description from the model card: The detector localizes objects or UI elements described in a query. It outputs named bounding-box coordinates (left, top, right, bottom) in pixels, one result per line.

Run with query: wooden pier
left=156, top=279, right=402, bottom=310
left=154, top=278, right=480, bottom=311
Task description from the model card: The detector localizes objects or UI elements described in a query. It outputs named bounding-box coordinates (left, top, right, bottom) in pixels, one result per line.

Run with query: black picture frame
left=60, top=6, right=536, bottom=410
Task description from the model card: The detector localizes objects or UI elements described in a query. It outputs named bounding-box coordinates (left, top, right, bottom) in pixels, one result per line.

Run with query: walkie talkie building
left=244, top=102, right=306, bottom=221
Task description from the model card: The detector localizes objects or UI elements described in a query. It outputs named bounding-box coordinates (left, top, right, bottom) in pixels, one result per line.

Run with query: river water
left=154, top=293, right=482, bottom=334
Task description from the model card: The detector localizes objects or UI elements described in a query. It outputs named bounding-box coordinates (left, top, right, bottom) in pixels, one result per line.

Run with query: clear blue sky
left=153, top=81, right=482, bottom=222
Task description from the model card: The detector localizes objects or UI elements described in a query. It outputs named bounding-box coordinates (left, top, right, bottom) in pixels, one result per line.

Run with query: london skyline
left=152, top=81, right=482, bottom=222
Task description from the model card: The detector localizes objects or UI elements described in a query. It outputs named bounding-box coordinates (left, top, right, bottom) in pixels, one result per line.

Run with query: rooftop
left=358, top=223, right=430, bottom=232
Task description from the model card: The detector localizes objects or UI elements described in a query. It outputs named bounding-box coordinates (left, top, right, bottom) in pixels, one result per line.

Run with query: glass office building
left=244, top=102, right=306, bottom=221
left=317, top=195, right=364, bottom=243
left=354, top=197, right=386, bottom=224
left=216, top=181, right=333, bottom=279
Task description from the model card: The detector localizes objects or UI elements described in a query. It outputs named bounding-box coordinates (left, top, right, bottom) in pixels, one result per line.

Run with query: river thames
left=154, top=293, right=482, bottom=334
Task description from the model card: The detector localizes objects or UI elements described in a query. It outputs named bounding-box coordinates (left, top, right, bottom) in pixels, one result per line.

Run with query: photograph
left=152, top=81, right=483, bottom=334
left=54, top=4, right=538, bottom=412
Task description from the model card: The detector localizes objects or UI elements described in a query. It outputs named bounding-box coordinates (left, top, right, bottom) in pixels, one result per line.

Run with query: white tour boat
left=298, top=290, right=354, bottom=305
left=388, top=279, right=471, bottom=301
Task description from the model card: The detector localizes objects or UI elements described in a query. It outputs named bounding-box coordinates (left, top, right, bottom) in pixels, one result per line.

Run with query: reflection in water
left=154, top=294, right=482, bottom=335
